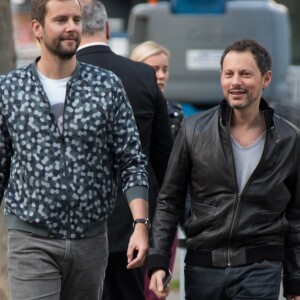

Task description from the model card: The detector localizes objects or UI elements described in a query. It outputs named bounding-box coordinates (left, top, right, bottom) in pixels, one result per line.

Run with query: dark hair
left=220, top=39, right=272, bottom=75
left=31, top=0, right=81, bottom=25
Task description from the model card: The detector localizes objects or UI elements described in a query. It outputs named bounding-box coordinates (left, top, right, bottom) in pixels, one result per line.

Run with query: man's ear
left=32, top=20, right=43, bottom=41
left=262, top=70, right=272, bottom=89
left=106, top=21, right=110, bottom=40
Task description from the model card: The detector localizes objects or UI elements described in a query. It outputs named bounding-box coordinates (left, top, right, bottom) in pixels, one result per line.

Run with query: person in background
left=131, top=40, right=183, bottom=300
left=131, top=40, right=184, bottom=138
left=0, top=0, right=149, bottom=299
left=147, top=38, right=300, bottom=300
left=76, top=1, right=173, bottom=300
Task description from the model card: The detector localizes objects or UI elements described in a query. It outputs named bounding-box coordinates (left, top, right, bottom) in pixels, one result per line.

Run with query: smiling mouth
left=230, top=90, right=246, bottom=95
left=61, top=34, right=78, bottom=41
left=62, top=38, right=77, bottom=42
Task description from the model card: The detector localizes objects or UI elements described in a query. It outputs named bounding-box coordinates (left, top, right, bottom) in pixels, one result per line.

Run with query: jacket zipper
left=226, top=113, right=278, bottom=266
left=39, top=81, right=72, bottom=238
left=62, top=83, right=71, bottom=239
left=225, top=116, right=240, bottom=267
left=227, top=193, right=241, bottom=266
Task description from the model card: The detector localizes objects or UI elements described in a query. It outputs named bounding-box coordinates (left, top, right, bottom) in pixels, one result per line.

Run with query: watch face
left=145, top=220, right=151, bottom=229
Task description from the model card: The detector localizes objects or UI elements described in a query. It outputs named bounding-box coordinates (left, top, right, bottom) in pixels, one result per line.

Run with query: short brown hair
left=31, top=0, right=49, bottom=25
left=31, top=0, right=81, bottom=26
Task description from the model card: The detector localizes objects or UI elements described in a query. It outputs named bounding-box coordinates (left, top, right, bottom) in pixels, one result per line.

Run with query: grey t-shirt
left=231, top=133, right=265, bottom=192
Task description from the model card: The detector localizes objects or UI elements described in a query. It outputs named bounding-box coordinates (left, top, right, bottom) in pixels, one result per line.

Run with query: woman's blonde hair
left=130, top=41, right=170, bottom=62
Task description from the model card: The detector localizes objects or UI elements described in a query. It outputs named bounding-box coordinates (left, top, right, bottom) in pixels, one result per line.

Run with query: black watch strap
left=133, top=218, right=151, bottom=230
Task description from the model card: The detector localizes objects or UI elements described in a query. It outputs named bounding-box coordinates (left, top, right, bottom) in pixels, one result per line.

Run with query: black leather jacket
left=148, top=99, right=300, bottom=295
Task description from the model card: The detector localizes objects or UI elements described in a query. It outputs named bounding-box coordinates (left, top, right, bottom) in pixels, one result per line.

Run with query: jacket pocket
left=255, top=210, right=286, bottom=236
left=185, top=202, right=219, bottom=240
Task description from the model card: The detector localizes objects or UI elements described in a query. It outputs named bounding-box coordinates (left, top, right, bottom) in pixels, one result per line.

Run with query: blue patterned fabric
left=0, top=61, right=148, bottom=239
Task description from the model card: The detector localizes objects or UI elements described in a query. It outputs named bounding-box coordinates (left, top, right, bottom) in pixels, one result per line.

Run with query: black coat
left=77, top=45, right=173, bottom=252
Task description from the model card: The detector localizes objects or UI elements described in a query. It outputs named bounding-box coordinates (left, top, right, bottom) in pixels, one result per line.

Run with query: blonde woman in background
left=131, top=41, right=184, bottom=138
left=131, top=41, right=169, bottom=91
left=131, top=41, right=183, bottom=300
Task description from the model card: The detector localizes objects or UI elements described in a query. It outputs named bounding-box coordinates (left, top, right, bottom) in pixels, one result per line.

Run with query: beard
left=228, top=97, right=256, bottom=110
left=226, top=90, right=260, bottom=111
left=43, top=34, right=81, bottom=60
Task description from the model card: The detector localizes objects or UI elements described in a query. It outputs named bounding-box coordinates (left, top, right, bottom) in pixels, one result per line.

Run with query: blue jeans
left=185, top=260, right=282, bottom=300
left=7, top=230, right=108, bottom=300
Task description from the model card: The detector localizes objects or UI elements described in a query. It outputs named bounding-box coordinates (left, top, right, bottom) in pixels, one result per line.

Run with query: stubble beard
left=227, top=92, right=258, bottom=111
left=45, top=36, right=81, bottom=60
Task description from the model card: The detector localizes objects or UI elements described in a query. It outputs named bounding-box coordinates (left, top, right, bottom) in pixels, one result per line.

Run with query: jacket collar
left=220, top=98, right=274, bottom=130
left=77, top=42, right=108, bottom=52
left=76, top=44, right=113, bottom=56
left=31, top=57, right=81, bottom=83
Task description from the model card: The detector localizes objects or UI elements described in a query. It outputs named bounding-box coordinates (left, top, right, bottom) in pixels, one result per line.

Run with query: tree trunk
left=0, top=0, right=16, bottom=299
left=0, top=203, right=9, bottom=300
left=0, top=0, right=16, bottom=73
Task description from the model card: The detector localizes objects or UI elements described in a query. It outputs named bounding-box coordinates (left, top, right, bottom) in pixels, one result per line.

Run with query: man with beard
left=147, top=39, right=300, bottom=300
left=0, top=0, right=149, bottom=300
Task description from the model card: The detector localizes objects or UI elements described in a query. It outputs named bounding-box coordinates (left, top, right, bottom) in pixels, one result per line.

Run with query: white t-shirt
left=37, top=69, right=71, bottom=133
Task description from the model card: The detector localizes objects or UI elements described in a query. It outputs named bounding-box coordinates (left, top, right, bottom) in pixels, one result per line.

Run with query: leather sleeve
left=283, top=127, right=300, bottom=296
left=147, top=119, right=191, bottom=274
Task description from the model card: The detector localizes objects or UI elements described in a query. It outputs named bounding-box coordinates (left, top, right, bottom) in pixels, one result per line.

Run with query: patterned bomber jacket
left=0, top=61, right=148, bottom=239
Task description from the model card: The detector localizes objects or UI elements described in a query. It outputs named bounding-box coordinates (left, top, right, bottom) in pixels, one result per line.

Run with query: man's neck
left=37, top=53, right=77, bottom=80
left=77, top=41, right=108, bottom=52
left=230, top=103, right=263, bottom=129
left=230, top=109, right=265, bottom=147
left=79, top=34, right=108, bottom=48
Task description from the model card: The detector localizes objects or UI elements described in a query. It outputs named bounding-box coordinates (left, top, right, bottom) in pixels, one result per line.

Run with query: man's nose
left=66, top=20, right=76, bottom=31
left=231, top=74, right=241, bottom=86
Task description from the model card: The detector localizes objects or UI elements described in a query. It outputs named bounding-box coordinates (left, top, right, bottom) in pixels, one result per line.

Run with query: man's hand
left=127, top=223, right=148, bottom=269
left=149, top=269, right=171, bottom=299
left=286, top=296, right=300, bottom=300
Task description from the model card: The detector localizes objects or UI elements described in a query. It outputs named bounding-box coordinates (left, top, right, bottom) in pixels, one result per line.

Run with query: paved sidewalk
left=167, top=246, right=181, bottom=300
left=168, top=262, right=180, bottom=300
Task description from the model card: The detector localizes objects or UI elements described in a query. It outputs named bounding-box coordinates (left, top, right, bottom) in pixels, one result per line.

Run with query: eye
left=54, top=17, right=67, bottom=23
left=242, top=72, right=251, bottom=77
left=74, top=17, right=81, bottom=24
left=223, top=72, right=233, bottom=78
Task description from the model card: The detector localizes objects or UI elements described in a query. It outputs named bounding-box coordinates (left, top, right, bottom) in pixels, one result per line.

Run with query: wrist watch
left=133, top=218, right=151, bottom=230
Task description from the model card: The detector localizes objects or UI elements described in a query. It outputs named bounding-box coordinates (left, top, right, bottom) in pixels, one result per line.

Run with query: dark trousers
left=102, top=252, right=145, bottom=300
left=185, top=260, right=282, bottom=300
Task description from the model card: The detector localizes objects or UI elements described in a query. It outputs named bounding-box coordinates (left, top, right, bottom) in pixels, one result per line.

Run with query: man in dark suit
left=77, top=1, right=173, bottom=299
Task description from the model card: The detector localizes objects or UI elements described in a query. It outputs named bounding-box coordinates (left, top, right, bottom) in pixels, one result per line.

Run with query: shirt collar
left=77, top=42, right=108, bottom=52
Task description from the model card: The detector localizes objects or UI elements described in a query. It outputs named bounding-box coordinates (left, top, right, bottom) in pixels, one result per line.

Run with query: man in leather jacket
left=147, top=39, right=300, bottom=300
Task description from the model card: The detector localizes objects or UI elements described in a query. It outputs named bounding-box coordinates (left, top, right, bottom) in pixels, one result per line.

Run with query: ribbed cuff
left=146, top=250, right=169, bottom=278
left=283, top=277, right=300, bottom=296
left=125, top=186, right=148, bottom=202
